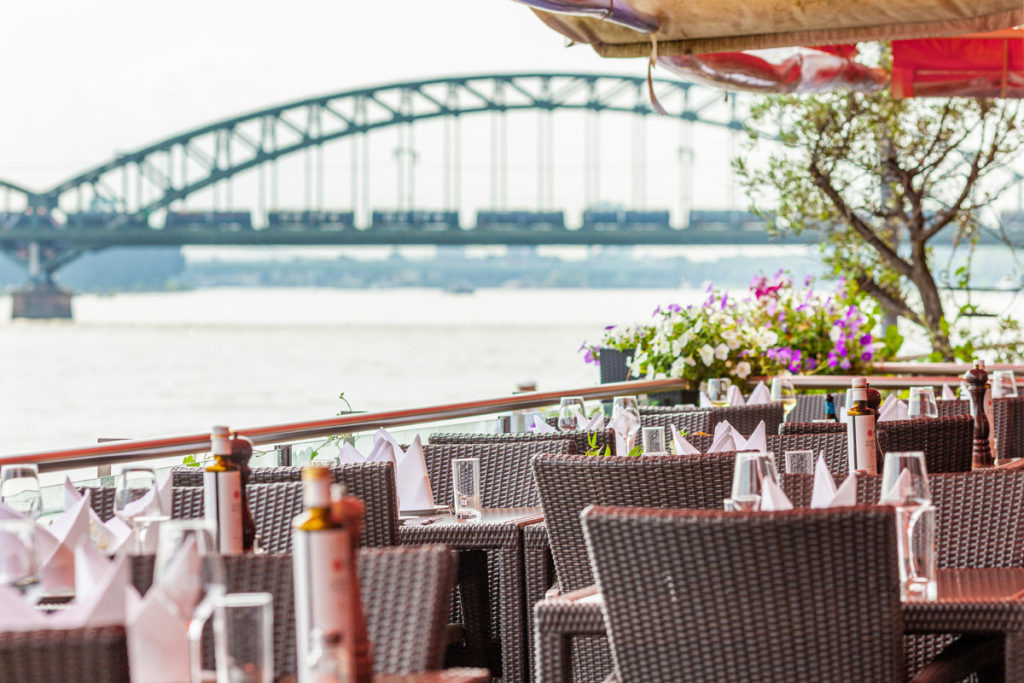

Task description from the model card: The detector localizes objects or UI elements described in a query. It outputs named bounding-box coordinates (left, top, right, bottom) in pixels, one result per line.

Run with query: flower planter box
left=598, top=347, right=696, bottom=406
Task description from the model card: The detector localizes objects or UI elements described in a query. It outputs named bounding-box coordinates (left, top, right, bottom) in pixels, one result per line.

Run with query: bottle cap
left=851, top=377, right=867, bottom=388
left=211, top=425, right=231, bottom=455
left=301, top=464, right=333, bottom=483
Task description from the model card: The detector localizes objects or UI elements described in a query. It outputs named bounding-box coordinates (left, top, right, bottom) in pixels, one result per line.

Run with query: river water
left=0, top=287, right=697, bottom=454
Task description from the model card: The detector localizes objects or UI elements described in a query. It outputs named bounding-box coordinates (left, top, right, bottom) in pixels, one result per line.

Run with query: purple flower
left=859, top=333, right=873, bottom=346
left=652, top=306, right=662, bottom=316
left=720, top=293, right=728, bottom=310
left=667, top=303, right=682, bottom=313
left=839, top=358, right=852, bottom=370
left=862, top=351, right=873, bottom=362
left=805, top=357, right=818, bottom=371
left=827, top=352, right=839, bottom=368
left=604, top=325, right=617, bottom=331
left=788, top=359, right=802, bottom=373
left=804, top=274, right=814, bottom=286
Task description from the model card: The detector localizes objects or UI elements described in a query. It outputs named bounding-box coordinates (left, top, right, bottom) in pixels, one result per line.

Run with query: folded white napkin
left=127, top=536, right=197, bottom=683
left=878, top=396, right=909, bottom=422
left=608, top=411, right=640, bottom=456
left=759, top=478, right=793, bottom=511
left=708, top=421, right=740, bottom=453
left=63, top=479, right=127, bottom=556
left=577, top=413, right=605, bottom=431
left=699, top=391, right=713, bottom=408
left=745, top=421, right=767, bottom=453
left=879, top=467, right=915, bottom=505
left=0, top=489, right=94, bottom=595
left=747, top=381, right=771, bottom=405
left=727, top=385, right=745, bottom=406
left=529, top=414, right=557, bottom=433
left=373, top=430, right=435, bottom=513
left=0, top=543, right=129, bottom=631
left=942, top=384, right=957, bottom=400
left=809, top=454, right=857, bottom=508
left=669, top=424, right=700, bottom=455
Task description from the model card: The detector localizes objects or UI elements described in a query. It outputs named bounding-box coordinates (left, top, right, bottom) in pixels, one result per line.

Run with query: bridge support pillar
left=11, top=281, right=73, bottom=320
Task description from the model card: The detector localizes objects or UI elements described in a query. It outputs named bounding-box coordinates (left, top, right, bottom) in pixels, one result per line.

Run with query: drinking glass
left=908, top=387, right=938, bottom=419
left=880, top=452, right=936, bottom=600
left=114, top=466, right=167, bottom=554
left=993, top=370, right=1018, bottom=398
left=771, top=378, right=797, bottom=418
left=0, top=519, right=37, bottom=595
left=640, top=427, right=667, bottom=456
left=706, top=379, right=731, bottom=407
left=213, top=592, right=274, bottom=683
left=452, top=457, right=482, bottom=521
left=557, top=397, right=586, bottom=432
left=611, top=396, right=641, bottom=452
left=155, top=520, right=226, bottom=683
left=0, top=464, right=42, bottom=520
left=784, top=450, right=815, bottom=475
left=730, top=451, right=779, bottom=511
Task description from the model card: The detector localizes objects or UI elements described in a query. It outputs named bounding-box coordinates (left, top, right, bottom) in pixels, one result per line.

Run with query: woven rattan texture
left=875, top=416, right=972, bottom=473
left=936, top=399, right=970, bottom=418
left=582, top=506, right=904, bottom=683
left=656, top=403, right=785, bottom=436
left=764, top=433, right=847, bottom=477
left=131, top=546, right=456, bottom=676
left=423, top=441, right=573, bottom=509
left=533, top=599, right=607, bottom=683
left=778, top=421, right=845, bottom=436
left=994, top=397, right=1024, bottom=459
left=78, top=486, right=117, bottom=522
left=445, top=428, right=609, bottom=457
left=523, top=522, right=554, bottom=680
left=788, top=393, right=828, bottom=423
left=636, top=409, right=712, bottom=436
left=0, top=626, right=130, bottom=682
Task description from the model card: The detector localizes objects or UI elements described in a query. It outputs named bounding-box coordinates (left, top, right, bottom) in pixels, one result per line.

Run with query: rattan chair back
left=0, top=626, right=131, bottom=682
left=582, top=505, right=904, bottom=683
left=874, top=416, right=972, bottom=473
left=423, top=440, right=573, bottom=509
left=936, top=398, right=969, bottom=417
left=429, top=429, right=612, bottom=457
left=994, top=396, right=1024, bottom=459
left=765, top=433, right=847, bottom=477
left=646, top=403, right=785, bottom=436
left=637, top=410, right=713, bottom=436
left=532, top=453, right=735, bottom=593
left=788, top=393, right=828, bottom=423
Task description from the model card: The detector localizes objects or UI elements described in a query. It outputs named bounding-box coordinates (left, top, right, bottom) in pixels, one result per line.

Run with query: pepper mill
left=964, top=361, right=993, bottom=468
left=332, top=484, right=374, bottom=683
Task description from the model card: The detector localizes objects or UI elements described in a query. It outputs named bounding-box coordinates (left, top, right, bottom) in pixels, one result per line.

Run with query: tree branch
left=852, top=273, right=921, bottom=325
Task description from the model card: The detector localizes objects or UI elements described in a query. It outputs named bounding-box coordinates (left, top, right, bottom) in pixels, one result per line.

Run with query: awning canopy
left=892, top=29, right=1024, bottom=97
left=525, top=0, right=1021, bottom=57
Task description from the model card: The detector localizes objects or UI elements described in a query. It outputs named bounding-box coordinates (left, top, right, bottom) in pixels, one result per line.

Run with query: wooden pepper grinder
left=332, top=485, right=373, bottom=683
left=965, top=361, right=993, bottom=468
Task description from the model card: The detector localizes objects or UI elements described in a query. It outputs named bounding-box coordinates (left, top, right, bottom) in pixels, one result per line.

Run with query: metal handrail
left=0, top=377, right=688, bottom=472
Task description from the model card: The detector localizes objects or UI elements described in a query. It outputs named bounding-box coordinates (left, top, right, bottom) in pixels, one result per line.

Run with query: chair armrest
left=533, top=589, right=606, bottom=683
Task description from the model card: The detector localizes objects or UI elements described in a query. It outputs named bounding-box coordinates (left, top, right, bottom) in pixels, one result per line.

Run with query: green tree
left=737, top=86, right=1024, bottom=360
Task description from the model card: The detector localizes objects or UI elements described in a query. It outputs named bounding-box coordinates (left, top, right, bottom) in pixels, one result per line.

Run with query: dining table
left=535, top=568, right=1024, bottom=682
left=399, top=506, right=544, bottom=683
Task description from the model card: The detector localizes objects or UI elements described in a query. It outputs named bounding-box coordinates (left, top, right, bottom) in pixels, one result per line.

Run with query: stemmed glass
left=771, top=378, right=797, bottom=419
left=908, top=387, right=938, bottom=418
left=706, top=378, right=731, bottom=407
left=155, top=520, right=226, bottom=683
left=0, top=464, right=43, bottom=520
left=557, top=397, right=586, bottom=432
left=993, top=370, right=1018, bottom=398
left=729, top=451, right=779, bottom=511
left=114, top=466, right=167, bottom=554
left=611, top=396, right=641, bottom=453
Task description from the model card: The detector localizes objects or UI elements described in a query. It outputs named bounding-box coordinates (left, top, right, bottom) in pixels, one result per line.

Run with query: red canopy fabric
left=891, top=29, right=1024, bottom=98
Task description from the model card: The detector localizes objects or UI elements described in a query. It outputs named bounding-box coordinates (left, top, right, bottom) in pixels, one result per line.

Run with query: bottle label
left=293, top=528, right=349, bottom=682
left=847, top=414, right=877, bottom=474
left=204, top=470, right=243, bottom=554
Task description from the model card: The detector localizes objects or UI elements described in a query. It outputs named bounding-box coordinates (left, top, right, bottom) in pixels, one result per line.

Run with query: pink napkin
left=727, top=385, right=745, bottom=406
left=809, top=454, right=857, bottom=508
left=759, top=478, right=793, bottom=511
left=529, top=414, right=557, bottom=433
left=879, top=468, right=915, bottom=505
left=669, top=424, right=700, bottom=455
left=878, top=396, right=909, bottom=422
left=942, top=384, right=957, bottom=400
left=747, top=381, right=771, bottom=405
left=577, top=414, right=605, bottom=430
left=373, top=430, right=435, bottom=512
left=699, top=391, right=713, bottom=408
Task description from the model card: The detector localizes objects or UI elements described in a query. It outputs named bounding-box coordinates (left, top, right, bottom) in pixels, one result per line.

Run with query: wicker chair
left=764, top=433, right=847, bottom=477
left=0, top=626, right=131, bottom=682
left=994, top=396, right=1024, bottom=459
left=429, top=429, right=612, bottom=458
left=778, top=421, right=845, bottom=436
left=422, top=441, right=573, bottom=509
left=649, top=403, right=785, bottom=437
left=580, top=506, right=904, bottom=682
left=936, top=398, right=970, bottom=418
left=788, top=393, right=829, bottom=423
left=130, top=545, right=459, bottom=677
left=636, top=409, right=713, bottom=436
left=532, top=452, right=736, bottom=682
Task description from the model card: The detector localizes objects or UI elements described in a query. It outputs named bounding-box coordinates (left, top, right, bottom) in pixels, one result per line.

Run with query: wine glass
left=993, top=370, right=1018, bottom=398
left=611, top=396, right=641, bottom=453
left=730, top=451, right=779, bottom=511
left=114, top=466, right=166, bottom=554
left=880, top=451, right=931, bottom=506
left=879, top=452, right=935, bottom=600
left=908, top=387, right=938, bottom=419
left=155, top=520, right=226, bottom=683
left=771, top=378, right=797, bottom=418
left=0, top=464, right=42, bottom=520
left=706, top=378, right=731, bottom=407
left=557, top=397, right=586, bottom=432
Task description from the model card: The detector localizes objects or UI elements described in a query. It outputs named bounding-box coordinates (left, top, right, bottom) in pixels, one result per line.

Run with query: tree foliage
left=737, top=83, right=1024, bottom=361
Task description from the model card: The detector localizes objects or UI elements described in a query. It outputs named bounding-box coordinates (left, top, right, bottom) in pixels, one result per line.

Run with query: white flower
left=761, top=330, right=779, bottom=347
left=734, top=361, right=752, bottom=379
left=685, top=356, right=697, bottom=367
left=722, top=329, right=740, bottom=350
left=670, top=358, right=687, bottom=377
left=714, top=343, right=729, bottom=361
left=670, top=339, right=684, bottom=356
left=699, top=344, right=715, bottom=366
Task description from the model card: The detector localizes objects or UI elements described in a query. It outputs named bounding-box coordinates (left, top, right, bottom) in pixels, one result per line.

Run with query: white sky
left=0, top=0, right=749, bottom=228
